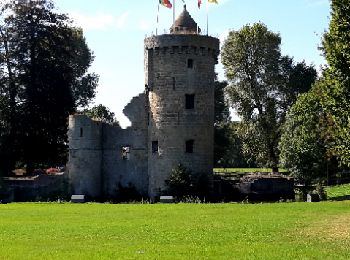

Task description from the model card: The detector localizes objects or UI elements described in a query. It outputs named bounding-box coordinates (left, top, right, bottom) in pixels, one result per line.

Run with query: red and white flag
left=159, top=0, right=173, bottom=9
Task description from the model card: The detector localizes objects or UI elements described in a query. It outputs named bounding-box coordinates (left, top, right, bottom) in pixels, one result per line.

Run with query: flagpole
left=157, top=2, right=160, bottom=35
left=173, top=0, right=175, bottom=25
left=206, top=0, right=209, bottom=35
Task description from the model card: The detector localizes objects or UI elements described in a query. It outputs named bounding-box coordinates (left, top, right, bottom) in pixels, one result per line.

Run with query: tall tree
left=320, top=0, right=350, bottom=167
left=279, top=83, right=327, bottom=184
left=213, top=81, right=251, bottom=167
left=214, top=80, right=231, bottom=166
left=221, top=23, right=316, bottom=171
left=0, top=0, right=98, bottom=172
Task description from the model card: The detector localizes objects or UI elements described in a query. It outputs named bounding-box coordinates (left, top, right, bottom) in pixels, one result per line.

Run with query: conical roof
left=170, top=5, right=201, bottom=34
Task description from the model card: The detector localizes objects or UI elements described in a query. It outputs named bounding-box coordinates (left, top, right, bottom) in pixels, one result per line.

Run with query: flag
left=159, top=0, right=172, bottom=8
left=208, top=0, right=218, bottom=3
left=198, top=0, right=202, bottom=8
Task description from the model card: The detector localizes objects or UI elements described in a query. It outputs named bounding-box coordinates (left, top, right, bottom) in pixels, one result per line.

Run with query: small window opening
left=185, top=94, right=195, bottom=109
left=121, top=146, right=130, bottom=160
left=80, top=127, right=83, bottom=137
left=186, top=140, right=194, bottom=153
left=187, top=59, right=194, bottom=68
left=152, top=141, right=159, bottom=154
left=172, top=77, right=176, bottom=90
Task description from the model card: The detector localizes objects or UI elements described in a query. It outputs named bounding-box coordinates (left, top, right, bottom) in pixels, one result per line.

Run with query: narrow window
left=186, top=140, right=194, bottom=153
left=187, top=59, right=193, bottom=68
left=80, top=127, right=83, bottom=137
left=152, top=141, right=159, bottom=154
left=172, top=77, right=176, bottom=90
left=185, top=94, right=195, bottom=109
left=121, top=146, right=130, bottom=160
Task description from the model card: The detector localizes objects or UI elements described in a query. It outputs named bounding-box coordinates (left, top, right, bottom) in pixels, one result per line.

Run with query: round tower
left=67, top=114, right=103, bottom=199
left=145, top=5, right=220, bottom=197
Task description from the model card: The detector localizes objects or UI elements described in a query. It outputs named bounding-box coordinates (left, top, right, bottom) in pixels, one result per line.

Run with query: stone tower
left=145, top=5, right=220, bottom=197
left=67, top=115, right=103, bottom=198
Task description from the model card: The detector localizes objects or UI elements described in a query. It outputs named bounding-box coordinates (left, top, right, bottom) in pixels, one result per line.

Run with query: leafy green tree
left=214, top=80, right=232, bottom=166
left=279, top=0, right=350, bottom=183
left=279, top=84, right=328, bottom=184
left=221, top=23, right=316, bottom=171
left=0, top=0, right=98, bottom=172
left=320, top=0, right=350, bottom=167
left=215, top=122, right=253, bottom=167
left=83, top=104, right=119, bottom=125
left=214, top=80, right=230, bottom=125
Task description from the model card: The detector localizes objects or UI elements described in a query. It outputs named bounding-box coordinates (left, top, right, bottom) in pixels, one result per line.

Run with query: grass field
left=0, top=202, right=349, bottom=259
left=326, top=183, right=350, bottom=200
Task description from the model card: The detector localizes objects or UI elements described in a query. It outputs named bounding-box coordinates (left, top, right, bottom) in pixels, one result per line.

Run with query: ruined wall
left=67, top=94, right=149, bottom=199
left=102, top=94, right=148, bottom=198
left=145, top=34, right=220, bottom=197
left=67, top=115, right=103, bottom=198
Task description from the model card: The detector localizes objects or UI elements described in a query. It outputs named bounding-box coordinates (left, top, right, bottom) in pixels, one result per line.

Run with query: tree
left=214, top=81, right=252, bottom=167
left=320, top=0, right=350, bottom=167
left=279, top=84, right=328, bottom=184
left=83, top=104, right=119, bottom=125
left=214, top=80, right=230, bottom=125
left=0, top=0, right=98, bottom=172
left=214, top=80, right=231, bottom=166
left=279, top=0, right=350, bottom=184
left=221, top=23, right=316, bottom=171
left=165, top=164, right=193, bottom=197
left=215, top=122, right=253, bottom=167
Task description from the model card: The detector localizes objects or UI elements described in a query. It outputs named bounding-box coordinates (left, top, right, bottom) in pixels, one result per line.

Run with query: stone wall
left=67, top=94, right=149, bottom=200
left=145, top=34, right=220, bottom=197
left=67, top=115, right=103, bottom=198
left=102, top=94, right=148, bottom=198
left=3, top=174, right=67, bottom=202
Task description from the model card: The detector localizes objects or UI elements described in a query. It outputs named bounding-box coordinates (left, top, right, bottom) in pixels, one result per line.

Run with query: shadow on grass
left=328, top=195, right=350, bottom=201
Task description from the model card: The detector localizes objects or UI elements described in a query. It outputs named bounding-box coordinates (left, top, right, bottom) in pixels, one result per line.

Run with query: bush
left=165, top=164, right=212, bottom=201
left=165, top=164, right=193, bottom=197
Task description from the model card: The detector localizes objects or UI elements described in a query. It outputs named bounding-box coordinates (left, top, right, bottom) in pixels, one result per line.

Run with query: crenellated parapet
left=144, top=34, right=219, bottom=61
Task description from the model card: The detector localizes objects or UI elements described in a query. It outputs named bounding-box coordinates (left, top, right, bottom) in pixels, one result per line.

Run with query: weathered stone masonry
left=67, top=6, right=220, bottom=199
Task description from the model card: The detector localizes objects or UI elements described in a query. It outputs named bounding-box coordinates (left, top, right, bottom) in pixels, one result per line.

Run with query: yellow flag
left=208, top=0, right=218, bottom=3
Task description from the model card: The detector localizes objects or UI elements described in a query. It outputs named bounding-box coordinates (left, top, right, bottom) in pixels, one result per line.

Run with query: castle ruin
left=67, top=6, right=220, bottom=199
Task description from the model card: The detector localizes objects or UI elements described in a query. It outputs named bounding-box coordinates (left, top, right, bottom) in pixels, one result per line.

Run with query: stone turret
left=67, top=115, right=103, bottom=199
left=145, top=6, right=220, bottom=197
left=170, top=5, right=201, bottom=34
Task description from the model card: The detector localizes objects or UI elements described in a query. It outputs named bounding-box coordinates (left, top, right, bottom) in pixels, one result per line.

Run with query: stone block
left=160, top=195, right=174, bottom=203
left=71, top=194, right=85, bottom=203
left=307, top=193, right=320, bottom=202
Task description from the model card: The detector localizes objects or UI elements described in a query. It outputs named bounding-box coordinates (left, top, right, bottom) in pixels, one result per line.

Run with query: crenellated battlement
left=145, top=34, right=219, bottom=57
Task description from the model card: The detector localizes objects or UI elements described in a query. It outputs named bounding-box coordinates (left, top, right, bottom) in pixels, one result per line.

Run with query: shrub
left=165, top=164, right=193, bottom=198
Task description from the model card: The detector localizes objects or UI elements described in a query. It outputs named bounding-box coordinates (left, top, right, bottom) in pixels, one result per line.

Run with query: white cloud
left=69, top=11, right=129, bottom=31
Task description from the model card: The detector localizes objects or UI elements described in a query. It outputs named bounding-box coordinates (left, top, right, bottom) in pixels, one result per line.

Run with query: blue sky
left=56, top=0, right=330, bottom=127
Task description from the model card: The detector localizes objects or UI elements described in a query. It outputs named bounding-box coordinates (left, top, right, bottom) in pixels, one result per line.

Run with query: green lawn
left=326, top=183, right=350, bottom=200
left=0, top=202, right=349, bottom=259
